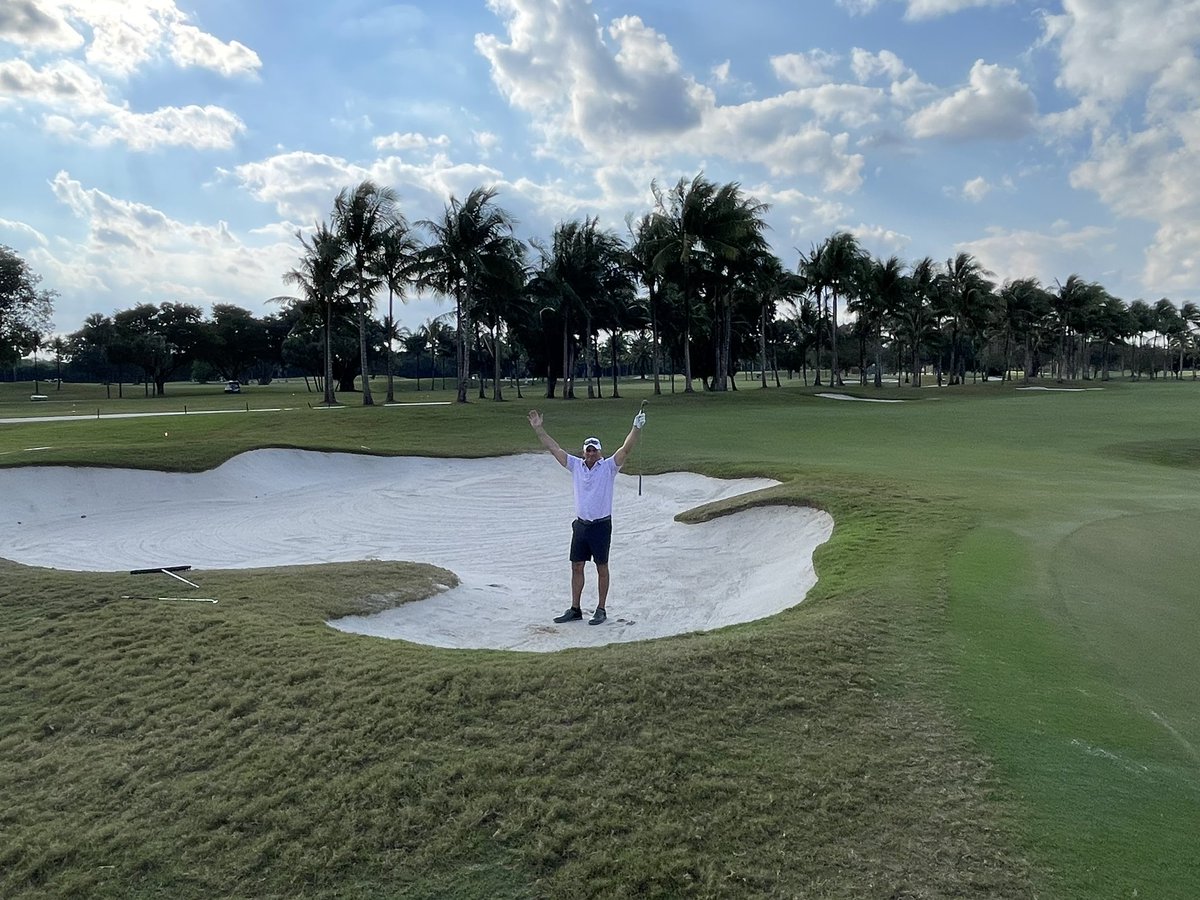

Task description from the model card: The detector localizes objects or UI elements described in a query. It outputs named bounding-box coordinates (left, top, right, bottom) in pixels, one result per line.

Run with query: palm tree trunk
left=323, top=299, right=335, bottom=405
left=650, top=288, right=662, bottom=396
left=386, top=289, right=395, bottom=403
left=611, top=331, right=621, bottom=398
left=455, top=295, right=468, bottom=403
left=357, top=300, right=374, bottom=406
left=759, top=305, right=768, bottom=389
left=829, top=290, right=842, bottom=386
left=492, top=324, right=503, bottom=401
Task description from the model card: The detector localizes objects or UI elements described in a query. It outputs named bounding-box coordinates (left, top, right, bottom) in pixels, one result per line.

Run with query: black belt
left=576, top=515, right=611, bottom=524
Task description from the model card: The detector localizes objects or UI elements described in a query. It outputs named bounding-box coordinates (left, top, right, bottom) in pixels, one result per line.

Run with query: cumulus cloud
left=36, top=170, right=296, bottom=321
left=0, top=0, right=83, bottom=50
left=772, top=50, right=840, bottom=88
left=907, top=59, right=1036, bottom=140
left=475, top=0, right=865, bottom=192
left=957, top=223, right=1120, bottom=291
left=373, top=131, right=452, bottom=152
left=1041, top=0, right=1200, bottom=108
left=0, top=58, right=109, bottom=112
left=961, top=176, right=992, bottom=201
left=169, top=24, right=261, bottom=78
left=1040, top=1, right=1200, bottom=298
left=0, top=1, right=259, bottom=150
left=47, top=104, right=245, bottom=150
left=838, top=0, right=1013, bottom=19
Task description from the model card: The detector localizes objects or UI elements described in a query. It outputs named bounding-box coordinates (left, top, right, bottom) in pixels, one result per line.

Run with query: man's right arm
left=528, top=409, right=568, bottom=467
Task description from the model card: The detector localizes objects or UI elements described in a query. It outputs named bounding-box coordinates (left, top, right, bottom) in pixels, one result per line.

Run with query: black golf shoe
left=588, top=608, right=607, bottom=625
left=553, top=607, right=583, bottom=623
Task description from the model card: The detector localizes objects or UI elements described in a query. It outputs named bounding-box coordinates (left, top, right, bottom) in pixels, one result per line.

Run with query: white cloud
left=771, top=50, right=839, bottom=88
left=472, top=130, right=500, bottom=154
left=961, top=176, right=992, bottom=201
left=169, top=24, right=261, bottom=78
left=838, top=0, right=1013, bottom=19
left=0, top=0, right=84, bottom=50
left=0, top=58, right=109, bottom=112
left=0, top=217, right=49, bottom=245
left=50, top=104, right=246, bottom=150
left=712, top=59, right=731, bottom=83
left=37, top=170, right=296, bottom=319
left=373, top=132, right=452, bottom=152
left=907, top=59, right=1036, bottom=140
left=956, top=223, right=1120, bottom=292
left=475, top=0, right=865, bottom=192
left=0, top=2, right=260, bottom=151
left=232, top=151, right=369, bottom=222
left=851, top=48, right=908, bottom=83
left=1036, top=1, right=1200, bottom=300
left=903, top=0, right=1012, bottom=19
left=1041, top=0, right=1200, bottom=108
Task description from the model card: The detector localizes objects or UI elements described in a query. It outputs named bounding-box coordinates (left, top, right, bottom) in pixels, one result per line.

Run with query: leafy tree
left=112, top=302, right=204, bottom=395
left=0, top=245, right=55, bottom=368
left=204, top=304, right=271, bottom=381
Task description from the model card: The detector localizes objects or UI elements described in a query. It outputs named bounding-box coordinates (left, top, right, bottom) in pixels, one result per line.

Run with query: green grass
left=2, top=374, right=1199, bottom=897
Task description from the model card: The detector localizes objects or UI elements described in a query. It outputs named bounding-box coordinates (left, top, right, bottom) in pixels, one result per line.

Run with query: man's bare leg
left=596, top=563, right=609, bottom=609
left=571, top=561, right=586, bottom=607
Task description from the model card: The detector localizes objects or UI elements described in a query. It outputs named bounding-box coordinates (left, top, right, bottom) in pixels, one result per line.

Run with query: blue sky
left=2, top=0, right=1198, bottom=337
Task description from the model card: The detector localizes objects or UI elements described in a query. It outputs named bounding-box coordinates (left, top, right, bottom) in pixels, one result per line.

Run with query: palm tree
left=997, top=278, right=1052, bottom=382
left=748, top=252, right=802, bottom=388
left=1127, top=299, right=1156, bottom=379
left=420, top=187, right=520, bottom=403
left=895, top=257, right=939, bottom=387
left=284, top=220, right=349, bottom=406
left=650, top=174, right=766, bottom=393
left=854, top=255, right=906, bottom=388
left=627, top=212, right=671, bottom=395
left=941, top=253, right=995, bottom=384
left=333, top=180, right=400, bottom=405
left=370, top=220, right=423, bottom=402
left=804, top=232, right=867, bottom=387
left=472, top=240, right=528, bottom=401
left=1181, top=301, right=1200, bottom=379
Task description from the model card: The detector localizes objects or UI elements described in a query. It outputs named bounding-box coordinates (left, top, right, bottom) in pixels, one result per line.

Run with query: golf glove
left=633, top=410, right=646, bottom=430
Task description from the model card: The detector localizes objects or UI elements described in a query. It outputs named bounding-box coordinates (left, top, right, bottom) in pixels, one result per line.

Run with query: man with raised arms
left=527, top=407, right=646, bottom=625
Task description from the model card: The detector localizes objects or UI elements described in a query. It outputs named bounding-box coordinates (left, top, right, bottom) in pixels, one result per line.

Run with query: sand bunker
left=1016, top=386, right=1103, bottom=392
left=816, top=393, right=905, bottom=403
left=0, top=450, right=833, bottom=652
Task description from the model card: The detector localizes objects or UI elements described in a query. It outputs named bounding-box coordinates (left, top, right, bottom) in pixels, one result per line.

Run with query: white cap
left=583, top=436, right=602, bottom=451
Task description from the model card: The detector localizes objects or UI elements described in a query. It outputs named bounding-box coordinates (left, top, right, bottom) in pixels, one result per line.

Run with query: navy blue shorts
left=570, top=517, right=613, bottom=564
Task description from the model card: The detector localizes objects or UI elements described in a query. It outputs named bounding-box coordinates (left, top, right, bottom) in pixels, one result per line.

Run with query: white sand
left=815, top=392, right=906, bottom=403
left=1015, top=386, right=1103, bottom=392
left=0, top=449, right=833, bottom=652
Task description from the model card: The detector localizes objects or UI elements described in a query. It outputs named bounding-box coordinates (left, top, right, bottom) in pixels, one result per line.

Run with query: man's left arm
left=613, top=409, right=645, bottom=469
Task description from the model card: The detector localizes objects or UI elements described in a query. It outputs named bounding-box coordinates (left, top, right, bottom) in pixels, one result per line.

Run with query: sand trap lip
left=816, top=392, right=906, bottom=403
left=0, top=449, right=833, bottom=652
left=1016, top=386, right=1103, bottom=392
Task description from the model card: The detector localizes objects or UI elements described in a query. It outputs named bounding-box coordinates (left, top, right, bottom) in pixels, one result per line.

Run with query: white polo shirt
left=565, top=454, right=621, bottom=521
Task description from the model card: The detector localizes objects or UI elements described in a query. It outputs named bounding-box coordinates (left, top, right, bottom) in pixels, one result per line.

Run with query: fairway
left=2, top=377, right=1198, bottom=897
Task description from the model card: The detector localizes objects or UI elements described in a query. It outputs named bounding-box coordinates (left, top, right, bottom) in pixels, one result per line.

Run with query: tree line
left=6, top=176, right=1200, bottom=399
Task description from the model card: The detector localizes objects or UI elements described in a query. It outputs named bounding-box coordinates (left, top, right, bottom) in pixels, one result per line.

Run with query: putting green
left=1051, top=509, right=1200, bottom=758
